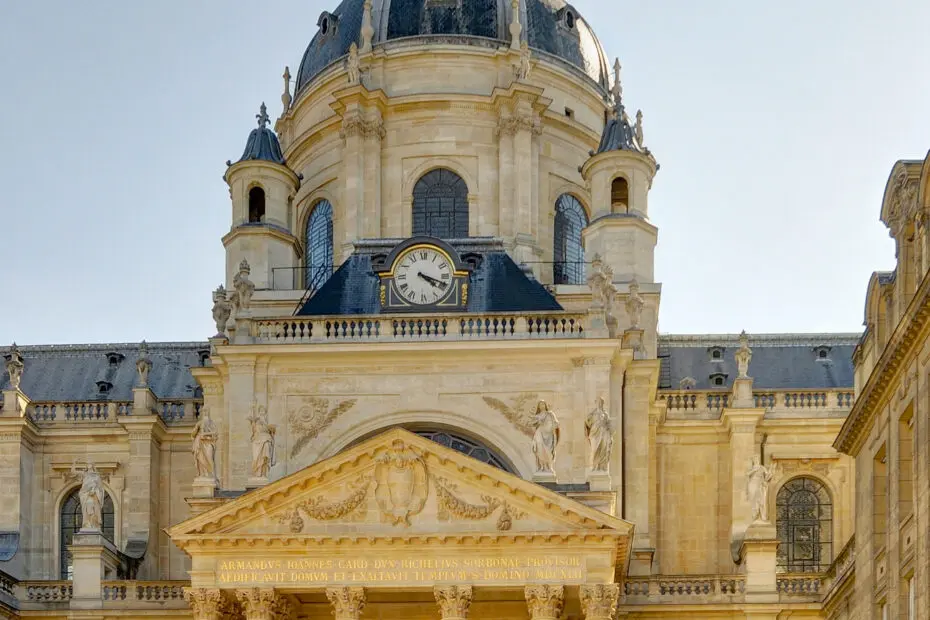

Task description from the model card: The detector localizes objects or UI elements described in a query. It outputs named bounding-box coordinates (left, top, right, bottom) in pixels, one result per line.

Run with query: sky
left=0, top=0, right=927, bottom=345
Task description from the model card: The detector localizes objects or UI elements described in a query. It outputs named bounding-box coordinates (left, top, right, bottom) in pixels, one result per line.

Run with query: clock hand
left=416, top=272, right=446, bottom=289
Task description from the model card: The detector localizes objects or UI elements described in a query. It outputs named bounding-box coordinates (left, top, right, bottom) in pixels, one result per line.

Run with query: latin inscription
left=217, top=555, right=584, bottom=586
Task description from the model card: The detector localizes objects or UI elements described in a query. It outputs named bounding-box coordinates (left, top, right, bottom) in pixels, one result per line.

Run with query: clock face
left=393, top=246, right=454, bottom=305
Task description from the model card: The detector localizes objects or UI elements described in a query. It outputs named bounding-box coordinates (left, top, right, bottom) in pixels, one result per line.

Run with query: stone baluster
left=579, top=584, right=619, bottom=620
left=524, top=585, right=563, bottom=620
left=184, top=588, right=230, bottom=620
left=434, top=585, right=472, bottom=620
left=326, top=587, right=366, bottom=620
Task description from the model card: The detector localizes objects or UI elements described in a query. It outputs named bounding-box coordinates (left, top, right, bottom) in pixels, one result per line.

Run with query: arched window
left=611, top=177, right=629, bottom=213
left=412, top=169, right=469, bottom=239
left=776, top=477, right=833, bottom=573
left=305, top=200, right=334, bottom=291
left=60, top=488, right=115, bottom=579
left=553, top=194, right=589, bottom=285
left=248, top=186, right=266, bottom=223
left=414, top=429, right=511, bottom=472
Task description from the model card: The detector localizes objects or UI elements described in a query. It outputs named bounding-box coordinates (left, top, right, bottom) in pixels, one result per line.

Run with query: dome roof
left=295, top=0, right=610, bottom=95
left=234, top=103, right=286, bottom=166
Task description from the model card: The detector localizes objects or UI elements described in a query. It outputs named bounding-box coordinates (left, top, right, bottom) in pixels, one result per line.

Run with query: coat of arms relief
left=273, top=440, right=525, bottom=533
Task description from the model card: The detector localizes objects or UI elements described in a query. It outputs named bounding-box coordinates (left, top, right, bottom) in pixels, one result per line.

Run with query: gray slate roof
left=659, top=333, right=860, bottom=391
left=236, top=126, right=286, bottom=165
left=295, top=0, right=609, bottom=94
left=0, top=343, right=208, bottom=402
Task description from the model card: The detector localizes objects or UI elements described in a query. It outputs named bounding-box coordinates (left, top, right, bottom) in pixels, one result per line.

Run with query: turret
left=223, top=103, right=301, bottom=291
left=581, top=59, right=659, bottom=285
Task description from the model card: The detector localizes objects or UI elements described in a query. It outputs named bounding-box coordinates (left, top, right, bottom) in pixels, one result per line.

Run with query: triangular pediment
left=170, top=428, right=631, bottom=542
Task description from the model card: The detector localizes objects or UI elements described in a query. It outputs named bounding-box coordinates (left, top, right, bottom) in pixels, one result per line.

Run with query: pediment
left=169, top=429, right=631, bottom=543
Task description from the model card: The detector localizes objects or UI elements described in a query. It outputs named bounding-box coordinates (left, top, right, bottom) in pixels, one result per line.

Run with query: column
left=185, top=588, right=230, bottom=620
left=434, top=585, right=472, bottom=620
left=237, top=588, right=293, bottom=620
left=340, top=107, right=366, bottom=258
left=722, top=409, right=765, bottom=553
left=326, top=587, right=366, bottom=620
left=497, top=113, right=515, bottom=238
left=362, top=113, right=384, bottom=238
left=579, top=584, right=619, bottom=620
left=623, top=362, right=659, bottom=573
left=524, top=585, right=563, bottom=620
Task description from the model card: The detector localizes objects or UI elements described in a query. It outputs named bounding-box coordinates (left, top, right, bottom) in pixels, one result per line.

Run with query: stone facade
left=0, top=2, right=899, bottom=619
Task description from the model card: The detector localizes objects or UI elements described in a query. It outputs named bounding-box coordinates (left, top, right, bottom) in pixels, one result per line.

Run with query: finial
left=360, top=0, right=375, bottom=53
left=256, top=103, right=270, bottom=128
left=634, top=109, right=644, bottom=146
left=281, top=67, right=292, bottom=112
left=612, top=58, right=622, bottom=102
left=510, top=0, right=523, bottom=50
left=239, top=258, right=251, bottom=274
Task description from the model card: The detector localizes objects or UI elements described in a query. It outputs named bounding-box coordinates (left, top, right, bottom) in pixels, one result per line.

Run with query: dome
left=234, top=103, right=286, bottom=166
left=294, top=0, right=610, bottom=95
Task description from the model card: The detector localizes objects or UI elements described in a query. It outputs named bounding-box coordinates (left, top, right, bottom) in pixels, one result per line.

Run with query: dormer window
left=814, top=346, right=832, bottom=361
left=680, top=377, right=696, bottom=391
left=317, top=12, right=339, bottom=38
left=197, top=349, right=211, bottom=367
left=709, top=373, right=727, bottom=387
left=105, top=352, right=124, bottom=367
left=96, top=381, right=113, bottom=395
left=708, top=346, right=725, bottom=361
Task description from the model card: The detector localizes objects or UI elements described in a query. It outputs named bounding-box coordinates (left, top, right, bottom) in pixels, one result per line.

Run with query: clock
left=376, top=237, right=471, bottom=312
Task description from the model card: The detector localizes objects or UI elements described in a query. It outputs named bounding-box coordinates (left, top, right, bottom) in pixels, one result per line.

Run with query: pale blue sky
left=1, top=1, right=927, bottom=345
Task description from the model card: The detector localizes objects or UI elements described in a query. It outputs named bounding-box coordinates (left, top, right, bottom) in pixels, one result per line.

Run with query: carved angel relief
left=482, top=393, right=538, bottom=437
left=288, top=398, right=358, bottom=458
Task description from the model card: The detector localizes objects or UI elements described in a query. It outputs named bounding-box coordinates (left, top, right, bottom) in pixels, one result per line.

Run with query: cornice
left=221, top=225, right=302, bottom=254
left=836, top=271, right=930, bottom=454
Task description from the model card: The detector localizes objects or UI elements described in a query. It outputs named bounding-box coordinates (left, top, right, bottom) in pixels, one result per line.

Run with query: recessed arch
left=611, top=175, right=630, bottom=213
left=553, top=193, right=589, bottom=285
left=248, top=185, right=266, bottom=223
left=57, top=485, right=116, bottom=579
left=303, top=199, right=334, bottom=290
left=775, top=475, right=833, bottom=573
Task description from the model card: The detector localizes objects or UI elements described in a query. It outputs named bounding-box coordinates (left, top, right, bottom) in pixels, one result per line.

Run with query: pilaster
left=1, top=389, right=28, bottom=418
left=0, top=417, right=38, bottom=579
left=434, top=585, right=472, bottom=620
left=117, top=411, right=166, bottom=579
left=580, top=356, right=612, bottom=490
left=524, top=584, right=564, bottom=620
left=225, top=358, right=256, bottom=489
left=579, top=584, right=619, bottom=620
left=739, top=522, right=779, bottom=603
left=623, top=360, right=659, bottom=572
left=325, top=586, right=366, bottom=620
left=68, top=532, right=120, bottom=610
left=722, top=408, right=766, bottom=558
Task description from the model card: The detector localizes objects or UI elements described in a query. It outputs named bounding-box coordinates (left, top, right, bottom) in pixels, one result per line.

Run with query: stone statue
left=517, top=41, right=532, bottom=80
left=135, top=340, right=152, bottom=388
left=72, top=460, right=105, bottom=532
left=735, top=330, right=752, bottom=379
left=248, top=402, right=276, bottom=479
left=746, top=455, right=778, bottom=523
left=625, top=279, right=645, bottom=330
left=232, top=260, right=255, bottom=312
left=586, top=254, right=616, bottom=310
left=211, top=285, right=233, bottom=335
left=531, top=400, right=560, bottom=474
left=5, top=343, right=24, bottom=390
left=585, top=397, right=613, bottom=472
left=346, top=43, right=361, bottom=85
left=281, top=66, right=292, bottom=112
left=634, top=109, right=644, bottom=146
left=191, top=406, right=218, bottom=480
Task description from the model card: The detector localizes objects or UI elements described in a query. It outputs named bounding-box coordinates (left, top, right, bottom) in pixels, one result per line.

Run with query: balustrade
left=28, top=400, right=199, bottom=425
left=662, top=389, right=854, bottom=417
left=253, top=312, right=586, bottom=344
left=776, top=574, right=823, bottom=595
left=623, top=575, right=745, bottom=603
left=20, top=581, right=72, bottom=603
left=101, top=581, right=187, bottom=604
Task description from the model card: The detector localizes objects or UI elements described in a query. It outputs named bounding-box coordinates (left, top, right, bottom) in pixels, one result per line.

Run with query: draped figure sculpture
left=73, top=460, right=105, bottom=532
left=585, top=397, right=613, bottom=472
left=191, top=406, right=218, bottom=480
left=532, top=401, right=560, bottom=474
left=746, top=455, right=778, bottom=522
left=248, top=402, right=276, bottom=479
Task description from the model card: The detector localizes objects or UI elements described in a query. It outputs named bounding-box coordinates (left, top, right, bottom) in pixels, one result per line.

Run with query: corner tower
left=223, top=104, right=301, bottom=290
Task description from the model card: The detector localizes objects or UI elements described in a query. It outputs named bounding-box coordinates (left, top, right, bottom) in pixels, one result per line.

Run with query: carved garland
left=432, top=476, right=525, bottom=531
left=274, top=477, right=372, bottom=533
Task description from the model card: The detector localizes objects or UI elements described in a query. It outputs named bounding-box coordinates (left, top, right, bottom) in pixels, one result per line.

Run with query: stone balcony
left=660, top=388, right=855, bottom=420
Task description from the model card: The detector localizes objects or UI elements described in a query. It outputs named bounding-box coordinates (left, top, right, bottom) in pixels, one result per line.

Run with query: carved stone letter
left=434, top=585, right=473, bottom=620
left=525, top=585, right=564, bottom=620
left=326, top=587, right=366, bottom=620
left=579, top=584, right=619, bottom=620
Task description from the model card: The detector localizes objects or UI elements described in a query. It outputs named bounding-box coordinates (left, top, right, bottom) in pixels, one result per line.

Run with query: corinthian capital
left=235, top=588, right=283, bottom=620
left=185, top=588, right=229, bottom=620
left=326, top=587, right=366, bottom=620
left=525, top=585, right=564, bottom=620
left=434, top=585, right=473, bottom=619
left=579, top=584, right=619, bottom=620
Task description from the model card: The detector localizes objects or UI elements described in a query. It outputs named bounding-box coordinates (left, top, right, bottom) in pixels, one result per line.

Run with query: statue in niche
left=248, top=402, right=276, bottom=479
left=746, top=455, right=778, bottom=523
left=72, top=460, right=105, bottom=532
left=531, top=401, right=560, bottom=474
left=346, top=43, right=361, bottom=85
left=735, top=330, right=752, bottom=379
left=211, top=285, right=233, bottom=335
left=231, top=260, right=255, bottom=312
left=191, top=406, right=218, bottom=480
left=585, top=397, right=613, bottom=472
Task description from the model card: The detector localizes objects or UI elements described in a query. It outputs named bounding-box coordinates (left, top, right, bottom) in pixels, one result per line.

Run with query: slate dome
left=295, top=0, right=610, bottom=94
